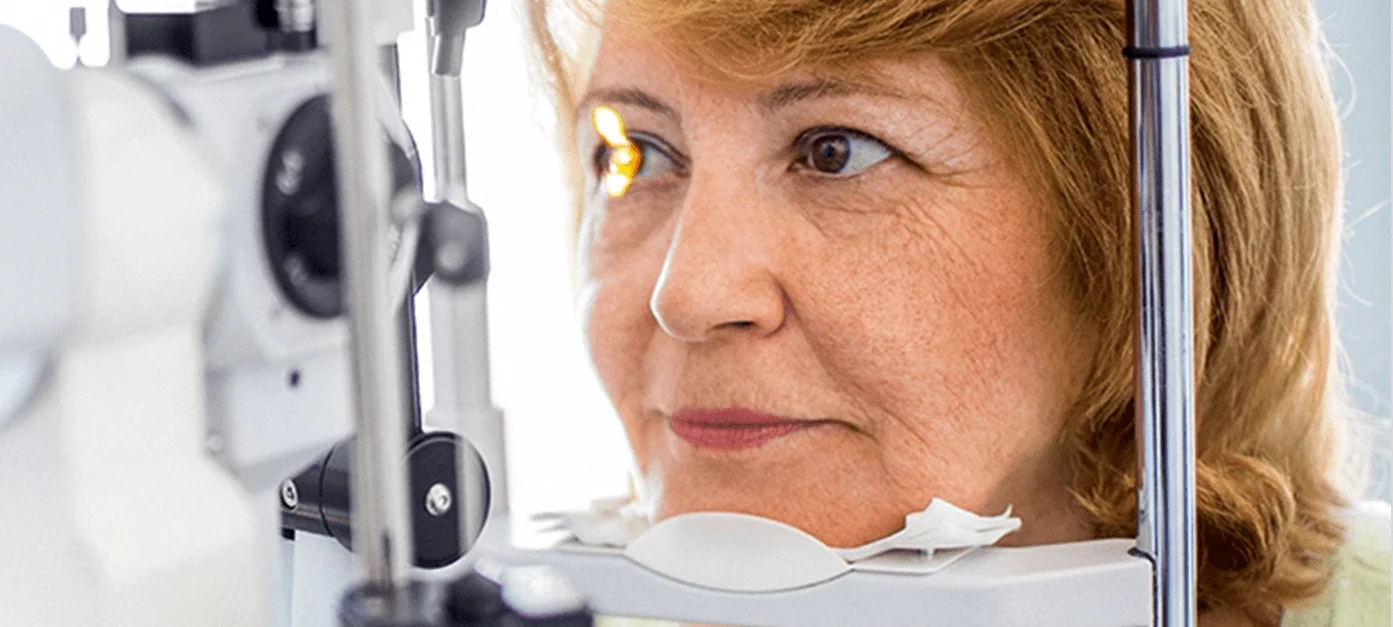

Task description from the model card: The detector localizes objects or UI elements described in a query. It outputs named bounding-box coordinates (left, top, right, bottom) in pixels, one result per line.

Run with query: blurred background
left=0, top=0, right=1387, bottom=514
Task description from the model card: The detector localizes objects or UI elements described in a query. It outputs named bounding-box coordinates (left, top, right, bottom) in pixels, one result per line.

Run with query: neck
left=990, top=441, right=1092, bottom=546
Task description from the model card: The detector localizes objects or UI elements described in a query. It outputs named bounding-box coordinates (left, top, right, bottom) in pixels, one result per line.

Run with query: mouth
left=668, top=407, right=831, bottom=452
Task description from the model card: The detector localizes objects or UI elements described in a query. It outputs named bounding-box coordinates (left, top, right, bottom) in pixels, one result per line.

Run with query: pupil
left=811, top=135, right=850, bottom=173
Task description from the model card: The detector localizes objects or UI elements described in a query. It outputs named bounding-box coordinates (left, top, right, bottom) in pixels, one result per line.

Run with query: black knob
left=447, top=573, right=507, bottom=624
left=262, top=94, right=420, bottom=318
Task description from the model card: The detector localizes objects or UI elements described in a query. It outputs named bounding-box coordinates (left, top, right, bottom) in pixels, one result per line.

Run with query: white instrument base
left=478, top=516, right=1152, bottom=627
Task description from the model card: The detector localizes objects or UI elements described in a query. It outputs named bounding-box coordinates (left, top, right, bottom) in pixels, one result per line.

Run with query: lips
left=668, top=407, right=825, bottom=452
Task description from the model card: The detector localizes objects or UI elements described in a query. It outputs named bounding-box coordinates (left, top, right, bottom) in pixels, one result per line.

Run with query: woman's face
left=575, top=27, right=1096, bottom=548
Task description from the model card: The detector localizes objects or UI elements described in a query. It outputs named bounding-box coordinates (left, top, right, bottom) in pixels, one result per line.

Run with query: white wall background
left=0, top=0, right=1386, bottom=511
left=1316, top=0, right=1393, bottom=500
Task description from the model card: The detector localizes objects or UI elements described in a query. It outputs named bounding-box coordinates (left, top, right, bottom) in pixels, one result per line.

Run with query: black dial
left=262, top=95, right=419, bottom=318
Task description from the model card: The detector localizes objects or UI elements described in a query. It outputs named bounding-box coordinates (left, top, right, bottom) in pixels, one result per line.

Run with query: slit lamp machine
left=0, top=0, right=1200, bottom=625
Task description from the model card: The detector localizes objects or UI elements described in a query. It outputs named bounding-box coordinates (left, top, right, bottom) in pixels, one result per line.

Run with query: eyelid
left=627, top=131, right=688, bottom=169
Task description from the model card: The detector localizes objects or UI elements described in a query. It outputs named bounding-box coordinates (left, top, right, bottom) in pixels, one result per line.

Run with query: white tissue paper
left=537, top=496, right=1021, bottom=562
left=534, top=496, right=651, bottom=548
left=832, top=499, right=1021, bottom=561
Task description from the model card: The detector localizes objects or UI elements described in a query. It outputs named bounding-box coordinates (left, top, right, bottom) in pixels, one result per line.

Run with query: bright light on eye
left=604, top=173, right=633, bottom=197
left=592, top=105, right=643, bottom=198
left=593, top=105, right=628, bottom=147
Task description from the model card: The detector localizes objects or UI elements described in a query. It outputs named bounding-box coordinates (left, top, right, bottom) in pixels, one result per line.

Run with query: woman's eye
left=632, top=140, right=680, bottom=180
left=795, top=128, right=894, bottom=176
left=591, top=134, right=683, bottom=188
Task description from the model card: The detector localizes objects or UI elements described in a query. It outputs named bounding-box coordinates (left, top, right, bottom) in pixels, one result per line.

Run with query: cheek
left=581, top=283, right=647, bottom=403
left=577, top=211, right=670, bottom=464
left=793, top=183, right=1078, bottom=479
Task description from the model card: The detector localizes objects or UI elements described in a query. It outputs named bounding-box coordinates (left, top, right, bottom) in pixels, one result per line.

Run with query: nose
left=649, top=175, right=787, bottom=343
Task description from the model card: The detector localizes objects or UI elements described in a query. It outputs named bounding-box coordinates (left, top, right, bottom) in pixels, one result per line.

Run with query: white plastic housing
left=0, top=26, right=80, bottom=426
left=0, top=52, right=264, bottom=626
left=125, top=53, right=354, bottom=490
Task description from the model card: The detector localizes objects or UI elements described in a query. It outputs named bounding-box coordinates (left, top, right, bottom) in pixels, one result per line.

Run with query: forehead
left=583, top=26, right=967, bottom=123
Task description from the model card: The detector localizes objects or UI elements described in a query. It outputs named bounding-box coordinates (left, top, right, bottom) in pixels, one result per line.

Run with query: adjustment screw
left=280, top=479, right=300, bottom=509
left=426, top=482, right=453, bottom=517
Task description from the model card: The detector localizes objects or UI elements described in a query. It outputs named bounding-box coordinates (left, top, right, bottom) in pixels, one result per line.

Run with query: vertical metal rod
left=426, top=266, right=503, bottom=551
left=380, top=44, right=403, bottom=104
left=383, top=43, right=427, bottom=439
left=424, top=0, right=505, bottom=552
left=428, top=72, right=469, bottom=205
left=400, top=276, right=426, bottom=439
left=68, top=7, right=87, bottom=67
left=425, top=78, right=500, bottom=553
left=275, top=0, right=316, bottom=34
left=1128, top=1, right=1197, bottom=626
left=323, top=0, right=415, bottom=587
left=106, top=0, right=125, bottom=66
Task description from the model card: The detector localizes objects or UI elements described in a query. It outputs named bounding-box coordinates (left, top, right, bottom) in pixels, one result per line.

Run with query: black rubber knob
left=448, top=573, right=507, bottom=623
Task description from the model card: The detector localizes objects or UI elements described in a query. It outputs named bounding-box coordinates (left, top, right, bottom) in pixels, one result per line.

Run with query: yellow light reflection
left=593, top=105, right=642, bottom=197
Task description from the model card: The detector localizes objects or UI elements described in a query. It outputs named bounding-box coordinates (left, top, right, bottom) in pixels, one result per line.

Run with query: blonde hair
left=529, top=0, right=1353, bottom=622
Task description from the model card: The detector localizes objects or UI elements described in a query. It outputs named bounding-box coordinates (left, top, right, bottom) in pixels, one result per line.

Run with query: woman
left=528, top=0, right=1390, bottom=624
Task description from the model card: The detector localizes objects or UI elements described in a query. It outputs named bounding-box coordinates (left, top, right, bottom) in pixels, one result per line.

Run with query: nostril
left=724, top=320, right=757, bottom=330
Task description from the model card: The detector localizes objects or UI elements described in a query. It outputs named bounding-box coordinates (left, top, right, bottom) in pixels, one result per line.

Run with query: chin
left=644, top=462, right=912, bottom=549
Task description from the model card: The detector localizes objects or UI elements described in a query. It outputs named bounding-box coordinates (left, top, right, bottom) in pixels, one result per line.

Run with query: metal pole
left=424, top=0, right=483, bottom=204
left=427, top=71, right=469, bottom=206
left=68, top=7, right=87, bottom=67
left=424, top=0, right=502, bottom=552
left=274, top=0, right=316, bottom=34
left=1128, top=1, right=1197, bottom=626
left=106, top=0, right=125, bottom=66
left=323, top=0, right=415, bottom=587
left=382, top=43, right=428, bottom=440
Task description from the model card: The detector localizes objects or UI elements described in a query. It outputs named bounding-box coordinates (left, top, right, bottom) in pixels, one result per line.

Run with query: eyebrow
left=757, top=77, right=910, bottom=113
left=576, top=88, right=680, bottom=124
left=575, top=77, right=914, bottom=127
